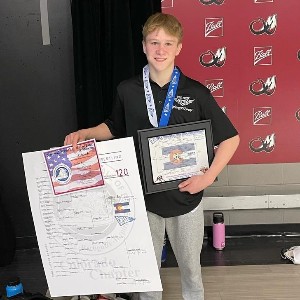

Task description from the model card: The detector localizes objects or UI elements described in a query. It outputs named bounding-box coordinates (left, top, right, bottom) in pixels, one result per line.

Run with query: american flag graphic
left=43, top=139, right=104, bottom=196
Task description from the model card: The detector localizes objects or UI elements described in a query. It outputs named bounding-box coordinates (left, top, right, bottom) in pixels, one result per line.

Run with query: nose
left=156, top=44, right=165, bottom=55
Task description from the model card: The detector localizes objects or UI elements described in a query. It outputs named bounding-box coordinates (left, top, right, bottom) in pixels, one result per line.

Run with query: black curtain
left=71, top=0, right=161, bottom=129
left=0, top=194, right=16, bottom=266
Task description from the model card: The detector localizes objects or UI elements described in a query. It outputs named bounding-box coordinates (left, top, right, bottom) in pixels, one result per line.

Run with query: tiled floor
left=1, top=235, right=300, bottom=296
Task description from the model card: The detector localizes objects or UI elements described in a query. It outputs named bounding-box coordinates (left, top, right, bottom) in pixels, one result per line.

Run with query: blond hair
left=142, top=13, right=183, bottom=43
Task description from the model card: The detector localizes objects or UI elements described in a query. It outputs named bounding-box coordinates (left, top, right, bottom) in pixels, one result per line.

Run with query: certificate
left=138, top=120, right=214, bottom=194
left=22, top=137, right=162, bottom=296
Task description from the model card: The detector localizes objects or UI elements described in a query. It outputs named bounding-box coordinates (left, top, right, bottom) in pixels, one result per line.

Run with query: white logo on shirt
left=173, top=96, right=194, bottom=112
left=175, top=96, right=195, bottom=106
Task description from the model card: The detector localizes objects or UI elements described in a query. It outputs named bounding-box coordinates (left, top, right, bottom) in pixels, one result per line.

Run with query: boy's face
left=142, top=28, right=182, bottom=74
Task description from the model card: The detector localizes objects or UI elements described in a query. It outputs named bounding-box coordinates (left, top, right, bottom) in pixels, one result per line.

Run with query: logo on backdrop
left=249, top=75, right=276, bottom=96
left=296, top=109, right=300, bottom=121
left=249, top=133, right=275, bottom=153
left=253, top=107, right=272, bottom=125
left=254, top=46, right=273, bottom=65
left=205, top=79, right=224, bottom=97
left=298, top=50, right=300, bottom=61
left=254, top=0, right=274, bottom=3
left=161, top=0, right=174, bottom=8
left=199, top=0, right=225, bottom=5
left=205, top=18, right=224, bottom=37
left=250, top=14, right=277, bottom=35
left=199, top=47, right=226, bottom=67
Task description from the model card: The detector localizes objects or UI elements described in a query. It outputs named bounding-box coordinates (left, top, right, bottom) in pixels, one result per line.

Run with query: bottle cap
left=7, top=278, right=21, bottom=286
left=213, top=212, right=224, bottom=223
left=6, top=277, right=23, bottom=298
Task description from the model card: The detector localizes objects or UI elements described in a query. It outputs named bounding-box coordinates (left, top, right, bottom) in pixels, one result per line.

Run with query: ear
left=176, top=43, right=182, bottom=56
left=142, top=40, right=146, bottom=54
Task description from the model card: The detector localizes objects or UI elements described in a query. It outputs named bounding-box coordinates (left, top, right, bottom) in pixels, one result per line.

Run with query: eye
left=151, top=41, right=158, bottom=45
left=165, top=42, right=173, bottom=46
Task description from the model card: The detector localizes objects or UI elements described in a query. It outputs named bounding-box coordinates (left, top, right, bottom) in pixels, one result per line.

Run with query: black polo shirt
left=104, top=70, right=238, bottom=218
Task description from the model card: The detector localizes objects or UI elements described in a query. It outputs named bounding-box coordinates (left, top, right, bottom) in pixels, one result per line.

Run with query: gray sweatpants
left=138, top=202, right=204, bottom=300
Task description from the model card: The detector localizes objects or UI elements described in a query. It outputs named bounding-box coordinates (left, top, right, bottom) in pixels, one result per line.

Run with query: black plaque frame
left=138, top=120, right=214, bottom=194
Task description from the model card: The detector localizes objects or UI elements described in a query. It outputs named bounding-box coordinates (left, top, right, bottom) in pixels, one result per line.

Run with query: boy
left=65, top=12, right=239, bottom=300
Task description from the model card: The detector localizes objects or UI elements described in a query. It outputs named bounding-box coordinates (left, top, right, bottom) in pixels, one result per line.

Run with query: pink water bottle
left=213, top=212, right=225, bottom=250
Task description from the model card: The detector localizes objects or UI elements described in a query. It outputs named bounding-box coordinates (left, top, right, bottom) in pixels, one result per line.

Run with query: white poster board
left=22, top=137, right=162, bottom=297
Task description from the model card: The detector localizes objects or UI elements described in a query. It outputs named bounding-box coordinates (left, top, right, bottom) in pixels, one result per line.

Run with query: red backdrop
left=162, top=0, right=300, bottom=164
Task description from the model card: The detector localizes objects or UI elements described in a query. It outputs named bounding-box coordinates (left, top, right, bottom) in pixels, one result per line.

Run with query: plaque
left=138, top=120, right=214, bottom=194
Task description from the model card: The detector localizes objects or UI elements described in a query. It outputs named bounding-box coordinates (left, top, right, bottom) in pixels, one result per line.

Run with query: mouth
left=155, top=58, right=167, bottom=62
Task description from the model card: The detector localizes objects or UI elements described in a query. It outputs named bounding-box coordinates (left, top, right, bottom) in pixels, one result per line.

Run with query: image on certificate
left=43, top=139, right=104, bottom=196
left=148, top=130, right=209, bottom=183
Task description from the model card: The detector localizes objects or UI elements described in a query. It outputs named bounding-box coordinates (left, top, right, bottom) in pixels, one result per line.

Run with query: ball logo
left=205, top=79, right=224, bottom=97
left=250, top=14, right=277, bottom=35
left=199, top=47, right=226, bottom=67
left=161, top=0, right=174, bottom=8
left=199, top=0, right=225, bottom=5
left=249, top=133, right=275, bottom=153
left=205, top=18, right=224, bottom=37
left=253, top=107, right=272, bottom=125
left=249, top=75, right=276, bottom=96
left=296, top=108, right=300, bottom=121
left=254, top=46, right=273, bottom=65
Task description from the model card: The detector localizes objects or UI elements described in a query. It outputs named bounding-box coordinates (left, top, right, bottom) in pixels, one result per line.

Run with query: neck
left=149, top=65, right=175, bottom=87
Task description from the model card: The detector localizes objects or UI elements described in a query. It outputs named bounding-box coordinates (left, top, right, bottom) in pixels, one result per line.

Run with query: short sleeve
left=104, top=88, right=126, bottom=138
left=203, top=94, right=238, bottom=146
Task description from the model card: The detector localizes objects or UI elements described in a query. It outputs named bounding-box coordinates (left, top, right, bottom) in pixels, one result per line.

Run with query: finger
left=179, top=185, right=192, bottom=194
left=72, top=137, right=79, bottom=152
left=64, top=133, right=78, bottom=150
left=178, top=178, right=191, bottom=189
left=64, top=135, right=72, bottom=146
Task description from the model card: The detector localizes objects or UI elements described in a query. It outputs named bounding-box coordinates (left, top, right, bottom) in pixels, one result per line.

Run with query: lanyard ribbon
left=143, top=65, right=180, bottom=127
